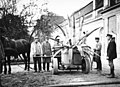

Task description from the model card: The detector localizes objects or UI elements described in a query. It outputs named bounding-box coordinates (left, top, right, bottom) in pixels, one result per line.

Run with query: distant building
left=71, top=0, right=104, bottom=49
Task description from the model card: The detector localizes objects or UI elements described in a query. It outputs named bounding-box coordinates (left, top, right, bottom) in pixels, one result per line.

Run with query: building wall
left=70, top=0, right=104, bottom=47
left=116, top=13, right=120, bottom=58
left=82, top=18, right=103, bottom=49
left=102, top=6, right=120, bottom=58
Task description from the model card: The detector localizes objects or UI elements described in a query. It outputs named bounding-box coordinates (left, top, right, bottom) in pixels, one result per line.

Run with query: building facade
left=102, top=0, right=120, bottom=58
left=71, top=0, right=104, bottom=49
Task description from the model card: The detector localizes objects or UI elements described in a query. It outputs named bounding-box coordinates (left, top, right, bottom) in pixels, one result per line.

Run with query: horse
left=1, top=36, right=31, bottom=74
left=0, top=38, right=5, bottom=74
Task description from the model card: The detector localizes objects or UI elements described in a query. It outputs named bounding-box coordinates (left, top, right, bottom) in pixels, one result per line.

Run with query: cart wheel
left=82, top=57, right=90, bottom=74
left=52, top=58, right=58, bottom=74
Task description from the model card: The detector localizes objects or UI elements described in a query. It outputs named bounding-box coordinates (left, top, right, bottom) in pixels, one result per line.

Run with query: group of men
left=30, top=35, right=63, bottom=72
left=30, top=33, right=117, bottom=79
left=0, top=32, right=117, bottom=87
left=30, top=36, right=52, bottom=72
left=93, top=33, right=117, bottom=78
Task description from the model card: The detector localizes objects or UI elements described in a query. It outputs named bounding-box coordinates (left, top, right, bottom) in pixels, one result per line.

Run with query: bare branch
left=19, top=4, right=37, bottom=17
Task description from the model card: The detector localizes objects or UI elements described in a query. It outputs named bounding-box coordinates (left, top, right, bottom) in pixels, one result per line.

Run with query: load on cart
left=51, top=27, right=103, bottom=75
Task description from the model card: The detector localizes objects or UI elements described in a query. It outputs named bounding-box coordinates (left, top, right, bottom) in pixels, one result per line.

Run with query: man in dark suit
left=42, top=36, right=52, bottom=71
left=106, top=34, right=117, bottom=78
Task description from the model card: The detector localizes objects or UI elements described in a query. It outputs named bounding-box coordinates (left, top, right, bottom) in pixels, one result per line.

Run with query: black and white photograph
left=0, top=0, right=120, bottom=87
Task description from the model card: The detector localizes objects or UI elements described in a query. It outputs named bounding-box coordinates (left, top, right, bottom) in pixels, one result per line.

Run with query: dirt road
left=1, top=62, right=120, bottom=87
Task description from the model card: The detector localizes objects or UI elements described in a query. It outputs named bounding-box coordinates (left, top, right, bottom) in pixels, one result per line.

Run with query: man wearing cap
left=106, top=34, right=117, bottom=78
left=42, top=36, right=52, bottom=71
left=30, top=36, right=42, bottom=72
left=53, top=36, right=62, bottom=69
left=93, top=37, right=102, bottom=73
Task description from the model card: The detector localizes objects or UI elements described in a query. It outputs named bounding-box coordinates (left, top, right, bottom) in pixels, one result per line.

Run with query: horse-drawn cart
left=51, top=27, right=103, bottom=75
left=51, top=45, right=91, bottom=74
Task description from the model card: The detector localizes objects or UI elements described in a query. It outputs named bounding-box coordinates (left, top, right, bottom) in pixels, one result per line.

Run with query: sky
left=17, top=0, right=92, bottom=19
left=47, top=0, right=92, bottom=18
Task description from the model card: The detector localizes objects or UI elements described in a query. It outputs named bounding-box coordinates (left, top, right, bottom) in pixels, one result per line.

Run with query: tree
left=34, top=14, right=52, bottom=35
left=0, top=12, right=29, bottom=39
left=1, top=14, right=29, bottom=39
left=0, top=0, right=65, bottom=41
left=0, top=0, right=50, bottom=39
left=0, top=0, right=30, bottom=39
left=34, top=12, right=65, bottom=42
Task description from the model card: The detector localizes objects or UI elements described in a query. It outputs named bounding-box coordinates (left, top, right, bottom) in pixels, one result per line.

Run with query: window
left=78, top=1, right=93, bottom=17
left=108, top=16, right=117, bottom=34
left=109, top=0, right=116, bottom=6
left=95, top=0, right=104, bottom=10
left=116, top=0, right=120, bottom=3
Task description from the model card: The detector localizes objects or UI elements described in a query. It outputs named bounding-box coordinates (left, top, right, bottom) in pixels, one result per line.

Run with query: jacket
left=107, top=40, right=117, bottom=60
left=30, top=41, right=42, bottom=57
left=42, top=41, right=52, bottom=56
left=93, top=42, right=102, bottom=62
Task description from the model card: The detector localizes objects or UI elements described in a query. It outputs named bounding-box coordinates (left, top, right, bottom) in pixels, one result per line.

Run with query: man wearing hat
left=30, top=36, right=42, bottom=72
left=106, top=34, right=117, bottom=78
left=42, top=36, right=52, bottom=71
left=93, top=37, right=102, bottom=73
left=53, top=36, right=62, bottom=69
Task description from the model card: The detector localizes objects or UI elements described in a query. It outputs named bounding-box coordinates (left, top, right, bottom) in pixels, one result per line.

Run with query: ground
left=1, top=57, right=120, bottom=87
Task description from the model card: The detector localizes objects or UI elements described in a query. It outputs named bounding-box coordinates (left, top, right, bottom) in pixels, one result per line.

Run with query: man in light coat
left=30, top=37, right=42, bottom=72
left=93, top=37, right=102, bottom=72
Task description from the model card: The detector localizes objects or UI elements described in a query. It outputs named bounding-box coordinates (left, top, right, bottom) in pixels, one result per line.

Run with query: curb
left=48, top=80, right=120, bottom=87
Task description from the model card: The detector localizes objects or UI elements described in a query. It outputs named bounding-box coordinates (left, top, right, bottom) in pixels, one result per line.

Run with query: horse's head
left=0, top=36, right=10, bottom=48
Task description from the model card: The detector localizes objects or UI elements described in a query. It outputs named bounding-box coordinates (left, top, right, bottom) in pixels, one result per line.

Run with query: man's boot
left=107, top=68, right=115, bottom=78
left=107, top=68, right=112, bottom=75
left=111, top=68, right=115, bottom=77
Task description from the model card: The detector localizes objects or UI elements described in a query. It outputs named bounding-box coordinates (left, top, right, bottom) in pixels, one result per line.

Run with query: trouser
left=96, top=57, right=102, bottom=70
left=54, top=51, right=61, bottom=69
left=0, top=75, right=2, bottom=87
left=57, top=57, right=61, bottom=69
left=0, top=62, right=3, bottom=74
left=108, top=59, right=115, bottom=76
left=33, top=57, right=41, bottom=72
left=43, top=63, right=49, bottom=71
left=0, top=62, right=2, bottom=87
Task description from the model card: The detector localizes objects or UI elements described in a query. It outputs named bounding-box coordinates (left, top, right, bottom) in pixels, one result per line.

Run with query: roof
left=101, top=2, right=120, bottom=14
left=71, top=1, right=93, bottom=17
left=50, top=16, right=65, bottom=25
